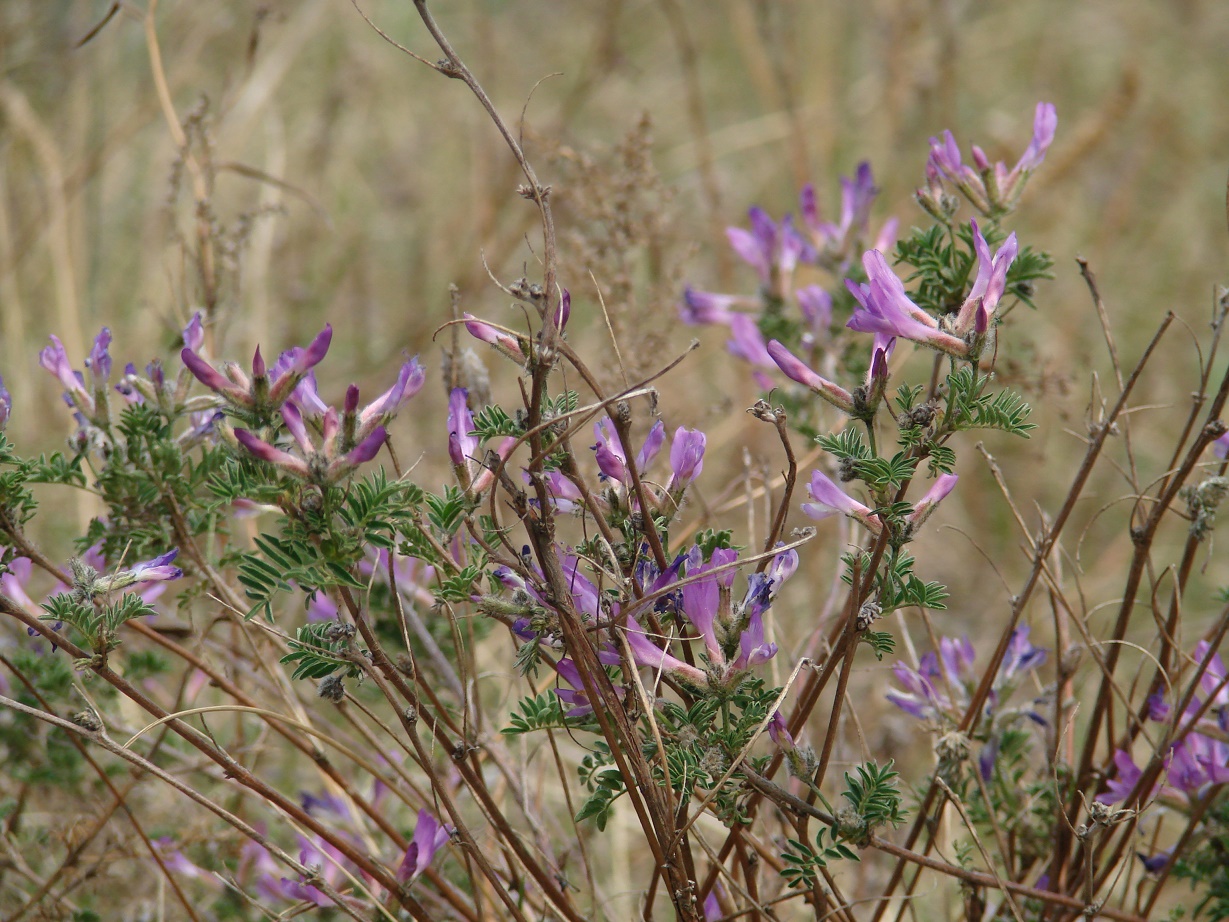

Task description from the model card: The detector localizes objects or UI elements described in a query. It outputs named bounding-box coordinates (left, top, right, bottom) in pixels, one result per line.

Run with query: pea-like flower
left=768, top=334, right=895, bottom=418
left=800, top=469, right=883, bottom=535
left=800, top=162, right=899, bottom=270
left=846, top=251, right=970, bottom=358
left=89, top=549, right=184, bottom=597
left=235, top=403, right=385, bottom=485
left=463, top=314, right=527, bottom=365
left=446, top=387, right=516, bottom=494
left=667, top=427, right=707, bottom=491
left=182, top=324, right=332, bottom=417
left=0, top=372, right=10, bottom=430
left=623, top=544, right=795, bottom=691
left=396, top=809, right=451, bottom=885
left=927, top=102, right=1057, bottom=216
left=39, top=328, right=113, bottom=424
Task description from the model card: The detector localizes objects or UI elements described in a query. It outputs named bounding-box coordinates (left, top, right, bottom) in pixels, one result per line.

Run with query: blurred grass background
left=3, top=0, right=1229, bottom=914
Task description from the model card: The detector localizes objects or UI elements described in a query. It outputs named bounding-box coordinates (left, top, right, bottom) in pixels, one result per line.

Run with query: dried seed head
left=317, top=674, right=345, bottom=702
left=70, top=709, right=103, bottom=732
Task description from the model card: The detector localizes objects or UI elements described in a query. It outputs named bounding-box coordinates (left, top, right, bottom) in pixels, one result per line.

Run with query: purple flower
left=907, top=474, right=959, bottom=532
left=40, top=331, right=111, bottom=420
left=796, top=285, right=833, bottom=336
left=886, top=657, right=950, bottom=721
left=235, top=417, right=310, bottom=480
left=889, top=631, right=1047, bottom=725
left=846, top=251, right=969, bottom=357
left=153, top=838, right=213, bottom=883
left=623, top=619, right=708, bottom=687
left=1193, top=640, right=1229, bottom=711
left=1213, top=431, right=1229, bottom=460
left=93, top=549, right=183, bottom=594
left=447, top=388, right=479, bottom=469
left=767, top=340, right=855, bottom=413
left=528, top=469, right=584, bottom=513
left=726, top=208, right=813, bottom=295
left=800, top=469, right=882, bottom=535
left=182, top=312, right=204, bottom=352
left=767, top=711, right=795, bottom=750
left=396, top=809, right=451, bottom=885
left=1098, top=748, right=1166, bottom=805
left=0, top=372, right=10, bottom=430
left=1138, top=850, right=1172, bottom=874
left=592, top=418, right=664, bottom=487
left=463, top=314, right=526, bottom=364
left=553, top=657, right=625, bottom=717
left=703, top=882, right=728, bottom=922
left=952, top=221, right=1019, bottom=338
left=300, top=790, right=351, bottom=820
left=800, top=163, right=897, bottom=270
left=667, top=427, right=706, bottom=490
left=803, top=162, right=876, bottom=255
left=680, top=286, right=748, bottom=325
left=182, top=325, right=331, bottom=413
left=236, top=404, right=385, bottom=484
left=351, top=356, right=425, bottom=444
left=551, top=288, right=571, bottom=331
left=998, top=625, right=1048, bottom=683
left=86, top=328, right=113, bottom=391
left=928, top=103, right=1057, bottom=214
left=2, top=557, right=39, bottom=613
left=726, top=313, right=775, bottom=370
left=733, top=608, right=777, bottom=669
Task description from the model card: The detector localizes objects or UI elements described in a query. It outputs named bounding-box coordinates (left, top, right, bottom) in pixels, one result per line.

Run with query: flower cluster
left=801, top=468, right=958, bottom=544
left=622, top=544, right=798, bottom=692
left=887, top=627, right=1047, bottom=778
left=448, top=386, right=518, bottom=494
left=1100, top=641, right=1229, bottom=807
left=920, top=102, right=1058, bottom=219
left=681, top=164, right=896, bottom=389
left=534, top=416, right=706, bottom=519
left=177, top=319, right=426, bottom=485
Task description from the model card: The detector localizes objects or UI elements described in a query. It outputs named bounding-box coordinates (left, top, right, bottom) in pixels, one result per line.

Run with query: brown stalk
left=868, top=314, right=1174, bottom=922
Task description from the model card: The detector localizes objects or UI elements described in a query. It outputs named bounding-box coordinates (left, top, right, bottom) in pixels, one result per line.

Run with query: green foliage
left=577, top=743, right=624, bottom=831
left=238, top=533, right=363, bottom=621
left=0, top=433, right=84, bottom=536
left=895, top=224, right=971, bottom=317
left=502, top=692, right=571, bottom=736
left=424, top=485, right=474, bottom=538
left=860, top=630, right=896, bottom=659
left=895, top=222, right=1052, bottom=318
left=840, top=760, right=908, bottom=843
left=844, top=549, right=948, bottom=613
left=757, top=293, right=802, bottom=348
left=694, top=528, right=737, bottom=558
left=470, top=404, right=521, bottom=440
left=513, top=635, right=543, bottom=677
left=435, top=563, right=486, bottom=603
left=337, top=473, right=422, bottom=549
left=122, top=649, right=170, bottom=681
left=781, top=827, right=859, bottom=890
left=855, top=451, right=918, bottom=493
left=1174, top=794, right=1229, bottom=920
left=815, top=427, right=871, bottom=465
left=943, top=366, right=1035, bottom=437
left=42, top=590, right=159, bottom=661
left=86, top=405, right=229, bottom=564
left=279, top=621, right=365, bottom=681
left=892, top=384, right=926, bottom=416
left=0, top=648, right=85, bottom=786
